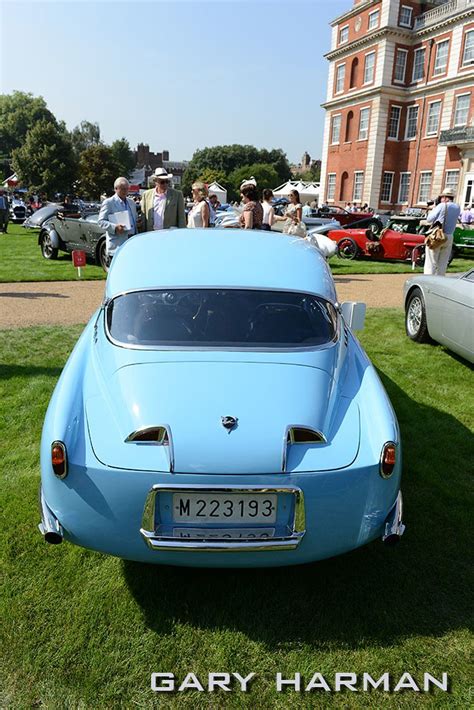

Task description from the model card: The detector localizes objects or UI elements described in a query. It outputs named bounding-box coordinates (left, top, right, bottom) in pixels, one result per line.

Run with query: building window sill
left=424, top=134, right=438, bottom=139
left=393, top=80, right=406, bottom=85
left=387, top=137, right=399, bottom=141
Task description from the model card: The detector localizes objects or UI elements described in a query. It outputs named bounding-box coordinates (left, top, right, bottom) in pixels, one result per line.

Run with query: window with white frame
left=331, top=114, right=342, bottom=144
left=364, top=52, right=376, bottom=84
left=398, top=173, right=411, bottom=203
left=335, top=64, right=345, bottom=93
left=381, top=172, right=394, bottom=203
left=434, top=40, right=449, bottom=75
left=358, top=107, right=370, bottom=140
left=462, top=29, right=474, bottom=65
left=426, top=101, right=441, bottom=136
left=454, top=94, right=470, bottom=126
left=444, top=170, right=460, bottom=196
left=405, top=105, right=419, bottom=139
left=353, top=172, right=364, bottom=201
left=339, top=25, right=349, bottom=44
left=412, top=48, right=425, bottom=82
left=327, top=174, right=336, bottom=200
left=368, top=10, right=380, bottom=30
left=418, top=172, right=432, bottom=203
left=388, top=105, right=402, bottom=139
left=394, top=49, right=408, bottom=83
left=399, top=5, right=413, bottom=28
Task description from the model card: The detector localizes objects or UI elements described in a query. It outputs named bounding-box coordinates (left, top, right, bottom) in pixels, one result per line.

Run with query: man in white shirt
left=140, top=167, right=186, bottom=232
left=424, top=188, right=461, bottom=276
left=98, top=177, right=138, bottom=258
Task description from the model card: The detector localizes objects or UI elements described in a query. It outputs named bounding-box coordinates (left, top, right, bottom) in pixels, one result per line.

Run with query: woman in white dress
left=274, top=189, right=306, bottom=237
left=187, top=182, right=210, bottom=228
left=261, top=189, right=274, bottom=231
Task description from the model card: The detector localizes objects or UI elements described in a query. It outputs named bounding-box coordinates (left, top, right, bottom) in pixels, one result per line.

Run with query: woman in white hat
left=187, top=182, right=210, bottom=228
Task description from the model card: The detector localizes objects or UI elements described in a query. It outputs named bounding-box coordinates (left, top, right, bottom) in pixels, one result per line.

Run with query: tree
left=12, top=119, right=77, bottom=196
left=227, top=163, right=280, bottom=202
left=77, top=144, right=120, bottom=199
left=70, top=120, right=101, bottom=156
left=183, top=144, right=292, bottom=197
left=0, top=91, right=56, bottom=157
left=110, top=138, right=135, bottom=179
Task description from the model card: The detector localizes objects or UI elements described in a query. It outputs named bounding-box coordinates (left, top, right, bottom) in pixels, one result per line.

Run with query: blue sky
left=1, top=0, right=349, bottom=163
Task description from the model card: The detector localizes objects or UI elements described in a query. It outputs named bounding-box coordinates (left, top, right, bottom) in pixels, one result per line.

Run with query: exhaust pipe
left=382, top=491, right=405, bottom=546
left=38, top=488, right=63, bottom=544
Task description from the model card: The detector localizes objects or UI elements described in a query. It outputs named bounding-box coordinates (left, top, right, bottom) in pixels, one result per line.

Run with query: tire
left=337, top=237, right=358, bottom=260
left=405, top=287, right=430, bottom=343
left=40, top=231, right=58, bottom=260
left=368, top=219, right=382, bottom=236
left=96, top=238, right=110, bottom=272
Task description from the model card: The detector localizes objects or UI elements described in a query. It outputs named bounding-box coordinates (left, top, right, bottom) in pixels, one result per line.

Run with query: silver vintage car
left=404, top=270, right=474, bottom=363
left=38, top=211, right=108, bottom=270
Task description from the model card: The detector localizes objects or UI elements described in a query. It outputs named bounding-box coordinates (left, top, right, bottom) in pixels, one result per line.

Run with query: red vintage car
left=328, top=227, right=426, bottom=265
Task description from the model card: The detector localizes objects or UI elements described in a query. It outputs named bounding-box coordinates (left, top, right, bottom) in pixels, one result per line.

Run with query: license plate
left=172, top=527, right=275, bottom=540
left=172, top=492, right=277, bottom=524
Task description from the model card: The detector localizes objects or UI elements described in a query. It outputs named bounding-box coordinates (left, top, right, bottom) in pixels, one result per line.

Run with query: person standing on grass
left=98, top=177, right=138, bottom=259
left=0, top=189, right=9, bottom=233
left=187, top=182, right=210, bottom=228
left=424, top=188, right=461, bottom=276
left=140, top=167, right=186, bottom=232
left=261, top=189, right=275, bottom=231
left=460, top=204, right=474, bottom=229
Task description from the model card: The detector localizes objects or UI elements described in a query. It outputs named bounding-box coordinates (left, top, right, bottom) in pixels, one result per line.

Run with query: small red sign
left=72, top=250, right=86, bottom=267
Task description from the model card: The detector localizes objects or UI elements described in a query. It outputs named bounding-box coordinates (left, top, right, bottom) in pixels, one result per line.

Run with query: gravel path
left=0, top=274, right=410, bottom=329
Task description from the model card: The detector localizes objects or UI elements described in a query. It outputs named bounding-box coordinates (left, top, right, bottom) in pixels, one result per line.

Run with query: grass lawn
left=2, top=224, right=474, bottom=282
left=1, top=311, right=472, bottom=708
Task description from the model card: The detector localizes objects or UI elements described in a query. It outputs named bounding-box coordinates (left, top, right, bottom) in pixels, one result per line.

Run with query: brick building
left=134, top=144, right=188, bottom=187
left=320, top=0, right=474, bottom=210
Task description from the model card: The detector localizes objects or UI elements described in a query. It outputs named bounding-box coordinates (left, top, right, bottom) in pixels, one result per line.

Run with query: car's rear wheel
left=40, top=231, right=58, bottom=260
left=96, top=239, right=110, bottom=272
left=367, top=218, right=382, bottom=236
left=337, top=237, right=358, bottom=260
left=405, top=287, right=430, bottom=343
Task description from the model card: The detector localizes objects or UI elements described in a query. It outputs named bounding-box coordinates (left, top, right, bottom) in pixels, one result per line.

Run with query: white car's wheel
left=405, top=287, right=430, bottom=343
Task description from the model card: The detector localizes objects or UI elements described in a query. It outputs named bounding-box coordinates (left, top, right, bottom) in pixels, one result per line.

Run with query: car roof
left=106, top=228, right=336, bottom=302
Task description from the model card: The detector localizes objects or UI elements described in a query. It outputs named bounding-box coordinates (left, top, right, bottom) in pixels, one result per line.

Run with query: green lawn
left=1, top=311, right=472, bottom=708
left=2, top=224, right=474, bottom=281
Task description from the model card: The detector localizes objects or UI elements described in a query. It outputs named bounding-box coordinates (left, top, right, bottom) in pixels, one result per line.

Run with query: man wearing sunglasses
left=140, top=167, right=186, bottom=232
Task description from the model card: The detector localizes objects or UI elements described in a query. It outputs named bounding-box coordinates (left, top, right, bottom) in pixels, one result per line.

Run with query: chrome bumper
left=140, top=484, right=306, bottom=552
left=382, top=491, right=405, bottom=545
left=38, top=487, right=63, bottom=544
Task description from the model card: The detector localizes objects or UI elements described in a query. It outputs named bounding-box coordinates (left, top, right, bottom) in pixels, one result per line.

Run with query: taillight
left=51, top=441, right=68, bottom=478
left=380, top=442, right=396, bottom=479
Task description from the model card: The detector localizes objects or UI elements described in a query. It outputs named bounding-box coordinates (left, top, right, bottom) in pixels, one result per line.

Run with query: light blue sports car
left=39, top=229, right=404, bottom=567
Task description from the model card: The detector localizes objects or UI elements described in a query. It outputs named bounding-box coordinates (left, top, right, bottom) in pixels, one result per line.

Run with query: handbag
left=287, top=221, right=307, bottom=238
left=425, top=205, right=448, bottom=250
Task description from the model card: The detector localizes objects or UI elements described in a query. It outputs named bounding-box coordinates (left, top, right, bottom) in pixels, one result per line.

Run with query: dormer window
left=399, top=6, right=413, bottom=28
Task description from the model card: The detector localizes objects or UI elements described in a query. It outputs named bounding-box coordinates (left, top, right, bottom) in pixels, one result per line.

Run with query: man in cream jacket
left=140, top=167, right=186, bottom=232
left=98, top=177, right=138, bottom=258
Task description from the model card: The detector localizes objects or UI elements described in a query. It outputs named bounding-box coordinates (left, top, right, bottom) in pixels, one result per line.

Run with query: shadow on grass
left=0, top=364, right=64, bottom=380
left=123, top=371, right=473, bottom=649
left=0, top=292, right=68, bottom=299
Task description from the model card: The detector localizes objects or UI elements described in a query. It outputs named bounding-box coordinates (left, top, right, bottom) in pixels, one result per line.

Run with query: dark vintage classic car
left=9, top=198, right=28, bottom=223
left=328, top=226, right=426, bottom=264
left=315, top=206, right=375, bottom=226
left=38, top=212, right=109, bottom=270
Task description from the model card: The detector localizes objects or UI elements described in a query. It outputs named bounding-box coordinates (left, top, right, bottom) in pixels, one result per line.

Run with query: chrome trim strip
left=382, top=491, right=405, bottom=544
left=38, top=487, right=63, bottom=544
left=140, top=484, right=306, bottom=552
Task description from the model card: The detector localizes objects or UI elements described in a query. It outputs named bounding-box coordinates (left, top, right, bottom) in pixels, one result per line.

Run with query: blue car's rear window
left=106, top=289, right=337, bottom=348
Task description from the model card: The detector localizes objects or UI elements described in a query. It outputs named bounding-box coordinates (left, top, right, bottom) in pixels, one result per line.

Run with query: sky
left=0, top=0, right=350, bottom=164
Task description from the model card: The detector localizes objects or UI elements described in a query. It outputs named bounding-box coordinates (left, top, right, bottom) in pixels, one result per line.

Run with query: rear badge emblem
left=221, top=416, right=238, bottom=431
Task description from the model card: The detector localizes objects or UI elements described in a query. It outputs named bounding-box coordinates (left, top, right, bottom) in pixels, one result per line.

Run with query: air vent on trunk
left=125, top=425, right=174, bottom=472
left=282, top=426, right=326, bottom=471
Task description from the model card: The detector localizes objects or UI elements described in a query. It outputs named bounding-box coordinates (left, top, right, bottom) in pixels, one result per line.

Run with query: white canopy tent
left=273, top=180, right=320, bottom=204
left=207, top=181, right=227, bottom=203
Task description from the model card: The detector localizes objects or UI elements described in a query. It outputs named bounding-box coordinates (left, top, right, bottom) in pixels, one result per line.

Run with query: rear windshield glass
left=106, top=289, right=337, bottom=348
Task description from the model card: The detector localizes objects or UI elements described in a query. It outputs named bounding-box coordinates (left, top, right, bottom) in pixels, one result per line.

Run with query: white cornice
left=326, top=8, right=474, bottom=61
left=321, top=75, right=474, bottom=110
